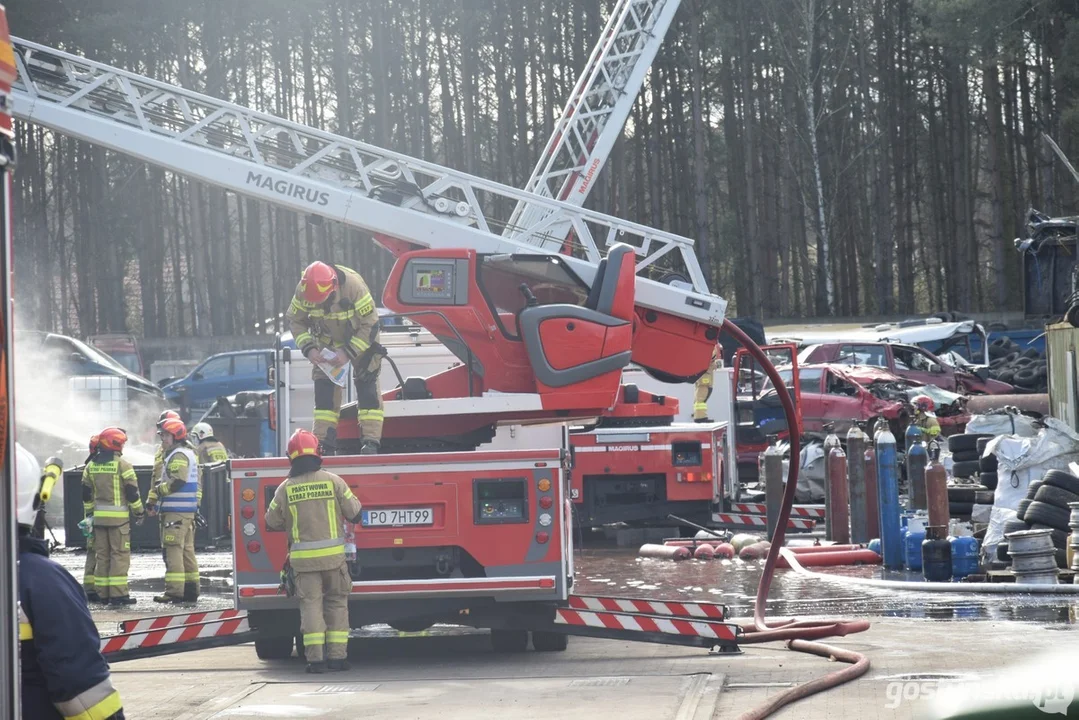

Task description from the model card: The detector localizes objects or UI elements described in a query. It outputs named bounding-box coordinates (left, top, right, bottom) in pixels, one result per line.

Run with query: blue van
left=163, top=349, right=273, bottom=413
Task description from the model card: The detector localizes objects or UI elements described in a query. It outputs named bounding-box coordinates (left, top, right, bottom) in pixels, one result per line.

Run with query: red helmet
left=157, top=409, right=181, bottom=428
left=159, top=418, right=188, bottom=441
left=299, top=261, right=338, bottom=304
left=287, top=429, right=321, bottom=461
left=912, top=395, right=935, bottom=413
left=98, top=427, right=128, bottom=452
left=89, top=434, right=100, bottom=453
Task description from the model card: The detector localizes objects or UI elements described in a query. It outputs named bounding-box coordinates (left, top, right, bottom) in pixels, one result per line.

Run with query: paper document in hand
left=315, top=348, right=351, bottom=387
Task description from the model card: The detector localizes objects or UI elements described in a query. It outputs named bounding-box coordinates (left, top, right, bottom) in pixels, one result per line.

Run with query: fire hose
left=721, top=320, right=871, bottom=720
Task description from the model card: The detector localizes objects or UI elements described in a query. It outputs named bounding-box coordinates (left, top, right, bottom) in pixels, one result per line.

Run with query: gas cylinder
left=922, top=525, right=952, bottom=581
left=906, top=439, right=928, bottom=511
left=827, top=443, right=850, bottom=543
left=864, top=445, right=880, bottom=540
left=876, top=428, right=903, bottom=569
left=925, top=442, right=949, bottom=530
left=847, top=423, right=869, bottom=544
left=823, top=424, right=841, bottom=535
left=949, top=535, right=980, bottom=579
left=903, top=515, right=926, bottom=570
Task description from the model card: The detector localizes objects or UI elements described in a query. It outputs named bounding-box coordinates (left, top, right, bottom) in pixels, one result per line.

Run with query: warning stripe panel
left=555, top=608, right=738, bottom=642
left=101, top=617, right=250, bottom=655
left=731, top=503, right=826, bottom=518
left=567, top=595, right=726, bottom=620
left=119, top=609, right=245, bottom=634
left=713, top=513, right=816, bottom=530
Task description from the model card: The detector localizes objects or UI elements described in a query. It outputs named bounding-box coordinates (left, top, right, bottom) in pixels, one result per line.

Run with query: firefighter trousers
left=296, top=564, right=351, bottom=663
left=93, top=524, right=131, bottom=600
left=83, top=531, right=97, bottom=596
left=160, top=513, right=198, bottom=598
left=693, top=382, right=713, bottom=420
left=311, top=352, right=383, bottom=448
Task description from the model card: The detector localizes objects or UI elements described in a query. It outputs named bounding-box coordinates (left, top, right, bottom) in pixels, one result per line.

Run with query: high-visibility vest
left=160, top=447, right=199, bottom=513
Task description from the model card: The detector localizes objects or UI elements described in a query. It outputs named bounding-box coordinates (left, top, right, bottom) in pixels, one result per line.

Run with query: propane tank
left=906, top=436, right=929, bottom=511
left=763, top=436, right=785, bottom=540
left=876, top=427, right=902, bottom=569
left=864, top=444, right=880, bottom=540
left=903, top=514, right=926, bottom=570
left=823, top=424, right=841, bottom=539
left=846, top=423, right=869, bottom=544
left=827, top=443, right=850, bottom=544
left=949, top=535, right=980, bottom=579
left=922, top=525, right=953, bottom=581
left=925, top=441, right=949, bottom=530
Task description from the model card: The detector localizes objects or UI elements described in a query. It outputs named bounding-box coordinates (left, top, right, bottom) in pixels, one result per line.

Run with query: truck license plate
left=361, top=508, right=434, bottom=527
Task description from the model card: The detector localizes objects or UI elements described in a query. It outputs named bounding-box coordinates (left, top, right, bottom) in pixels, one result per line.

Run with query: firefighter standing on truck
left=693, top=345, right=722, bottom=422
left=147, top=417, right=201, bottom=604
left=17, top=442, right=127, bottom=720
left=82, top=427, right=144, bottom=606
left=190, top=421, right=229, bottom=463
left=265, top=429, right=363, bottom=674
left=286, top=260, right=384, bottom=455
left=82, top=434, right=102, bottom=602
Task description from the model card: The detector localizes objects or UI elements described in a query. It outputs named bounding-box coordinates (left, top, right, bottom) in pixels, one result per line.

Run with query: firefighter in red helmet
left=911, top=394, right=940, bottom=440
left=287, top=260, right=384, bottom=455
left=147, top=418, right=200, bottom=604
left=265, top=429, right=363, bottom=673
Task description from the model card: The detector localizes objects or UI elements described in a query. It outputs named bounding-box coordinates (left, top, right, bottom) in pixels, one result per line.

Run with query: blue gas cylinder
left=868, top=538, right=881, bottom=555
left=904, top=527, right=926, bottom=570
left=904, top=424, right=923, bottom=447
left=949, top=535, right=980, bottom=579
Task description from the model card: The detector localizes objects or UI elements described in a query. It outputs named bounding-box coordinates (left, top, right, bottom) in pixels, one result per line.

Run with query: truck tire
left=255, top=634, right=295, bottom=660
left=949, top=501, right=974, bottom=517
left=948, top=434, right=987, bottom=453
left=948, top=487, right=977, bottom=503
left=1034, top=484, right=1079, bottom=509
left=490, top=629, right=529, bottom=653
left=974, top=490, right=995, bottom=505
left=980, top=453, right=997, bottom=472
left=979, top=472, right=998, bottom=491
left=531, top=631, right=569, bottom=652
left=1023, top=501, right=1071, bottom=531
left=951, top=460, right=981, bottom=478
left=951, top=450, right=980, bottom=463
left=1017, top=498, right=1033, bottom=521
left=1042, top=470, right=1079, bottom=496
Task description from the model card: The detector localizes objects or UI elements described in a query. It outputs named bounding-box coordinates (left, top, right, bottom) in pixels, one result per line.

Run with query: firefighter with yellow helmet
left=692, top=345, right=723, bottom=422
left=286, top=261, right=384, bottom=455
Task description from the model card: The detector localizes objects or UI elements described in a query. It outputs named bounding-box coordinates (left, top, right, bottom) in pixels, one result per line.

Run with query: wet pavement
left=51, top=543, right=1079, bottom=628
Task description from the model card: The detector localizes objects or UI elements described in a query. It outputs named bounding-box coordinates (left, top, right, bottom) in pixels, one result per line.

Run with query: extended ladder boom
left=507, top=0, right=680, bottom=250
left=12, top=38, right=725, bottom=329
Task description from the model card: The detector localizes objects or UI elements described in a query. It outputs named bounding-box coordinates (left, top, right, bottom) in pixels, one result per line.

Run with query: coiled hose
left=720, top=320, right=871, bottom=720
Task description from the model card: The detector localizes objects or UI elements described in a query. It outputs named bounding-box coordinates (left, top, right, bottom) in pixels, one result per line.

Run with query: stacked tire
left=946, top=434, right=994, bottom=520
left=1011, top=469, right=1079, bottom=568
left=988, top=338, right=1047, bottom=392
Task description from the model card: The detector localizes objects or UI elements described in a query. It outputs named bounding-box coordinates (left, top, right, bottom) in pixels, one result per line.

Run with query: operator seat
left=518, top=244, right=635, bottom=388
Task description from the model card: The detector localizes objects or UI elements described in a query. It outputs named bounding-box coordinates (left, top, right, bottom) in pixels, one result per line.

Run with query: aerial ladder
left=10, top=36, right=748, bottom=657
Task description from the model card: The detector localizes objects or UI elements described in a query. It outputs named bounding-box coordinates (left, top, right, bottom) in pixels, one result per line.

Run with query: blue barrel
left=904, top=527, right=926, bottom=570
left=950, top=536, right=980, bottom=579
left=876, top=430, right=903, bottom=569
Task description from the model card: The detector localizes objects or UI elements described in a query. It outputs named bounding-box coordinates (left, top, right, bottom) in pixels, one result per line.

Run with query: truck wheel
left=255, top=634, right=295, bottom=660
left=531, top=631, right=569, bottom=652
left=490, top=629, right=529, bottom=653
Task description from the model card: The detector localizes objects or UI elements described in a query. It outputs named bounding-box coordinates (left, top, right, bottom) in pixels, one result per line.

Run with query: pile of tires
left=1007, top=469, right=1079, bottom=568
left=988, top=337, right=1047, bottom=391
left=946, top=433, right=995, bottom=520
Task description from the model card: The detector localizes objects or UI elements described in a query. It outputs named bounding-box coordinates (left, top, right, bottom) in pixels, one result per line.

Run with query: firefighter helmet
left=287, top=429, right=321, bottom=461
left=158, top=418, right=187, bottom=442
left=98, top=427, right=128, bottom=452
left=299, top=261, right=338, bottom=304
left=157, top=409, right=181, bottom=428
left=89, top=434, right=101, bottom=453
left=190, top=422, right=214, bottom=443
left=912, top=395, right=935, bottom=413
left=15, top=443, right=41, bottom=527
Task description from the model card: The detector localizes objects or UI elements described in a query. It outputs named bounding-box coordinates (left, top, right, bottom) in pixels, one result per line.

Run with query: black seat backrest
left=584, top=258, right=608, bottom=311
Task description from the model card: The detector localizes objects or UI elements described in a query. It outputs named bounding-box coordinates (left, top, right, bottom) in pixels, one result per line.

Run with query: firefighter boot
left=183, top=582, right=199, bottom=602
left=328, top=659, right=351, bottom=672
left=153, top=594, right=186, bottom=604
left=359, top=440, right=380, bottom=455
left=306, top=662, right=326, bottom=674
left=320, top=427, right=337, bottom=458
left=110, top=596, right=137, bottom=606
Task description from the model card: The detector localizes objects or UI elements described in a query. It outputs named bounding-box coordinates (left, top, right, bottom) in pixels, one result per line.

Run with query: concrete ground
left=106, top=618, right=1079, bottom=720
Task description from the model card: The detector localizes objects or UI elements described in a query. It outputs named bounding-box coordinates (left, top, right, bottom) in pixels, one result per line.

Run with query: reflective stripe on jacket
left=158, top=447, right=199, bottom=513
left=265, top=469, right=363, bottom=572
left=19, top=534, right=124, bottom=720
left=197, top=440, right=229, bottom=464
left=81, top=457, right=142, bottom=527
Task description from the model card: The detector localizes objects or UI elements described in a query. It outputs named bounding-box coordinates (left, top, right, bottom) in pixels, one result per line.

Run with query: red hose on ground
left=720, top=320, right=871, bottom=720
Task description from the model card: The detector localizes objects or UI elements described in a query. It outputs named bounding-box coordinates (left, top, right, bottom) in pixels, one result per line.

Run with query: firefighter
left=190, top=421, right=229, bottom=464
left=82, top=427, right=144, bottom=606
left=265, top=429, right=363, bottom=674
left=692, top=345, right=722, bottom=422
left=287, top=260, right=384, bottom=455
left=17, top=442, right=127, bottom=720
left=911, top=394, right=941, bottom=440
left=150, top=409, right=181, bottom=489
left=83, top=434, right=101, bottom=602
left=148, top=417, right=200, bottom=604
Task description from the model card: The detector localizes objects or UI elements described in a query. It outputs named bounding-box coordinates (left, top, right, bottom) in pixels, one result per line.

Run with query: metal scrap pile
left=987, top=338, right=1047, bottom=392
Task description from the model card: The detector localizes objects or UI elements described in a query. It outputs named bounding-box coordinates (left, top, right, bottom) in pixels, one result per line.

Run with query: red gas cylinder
left=713, top=543, right=735, bottom=559
left=639, top=543, right=691, bottom=561
left=925, top=446, right=949, bottom=530
left=693, top=544, right=715, bottom=560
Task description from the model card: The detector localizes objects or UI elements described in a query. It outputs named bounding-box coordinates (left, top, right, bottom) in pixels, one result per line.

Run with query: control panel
left=473, top=478, right=529, bottom=525
left=399, top=257, right=469, bottom=305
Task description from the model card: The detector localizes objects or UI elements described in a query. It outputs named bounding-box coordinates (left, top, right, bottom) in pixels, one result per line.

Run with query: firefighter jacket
left=153, top=446, right=199, bottom=514
left=19, top=533, right=125, bottom=720
left=913, top=412, right=941, bottom=439
left=265, top=469, right=363, bottom=573
left=287, top=265, right=380, bottom=363
left=81, top=452, right=143, bottom=527
left=197, top=439, right=229, bottom=464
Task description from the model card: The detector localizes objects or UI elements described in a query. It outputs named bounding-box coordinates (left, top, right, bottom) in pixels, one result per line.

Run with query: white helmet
left=16, top=443, right=41, bottom=526
left=190, top=422, right=214, bottom=443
